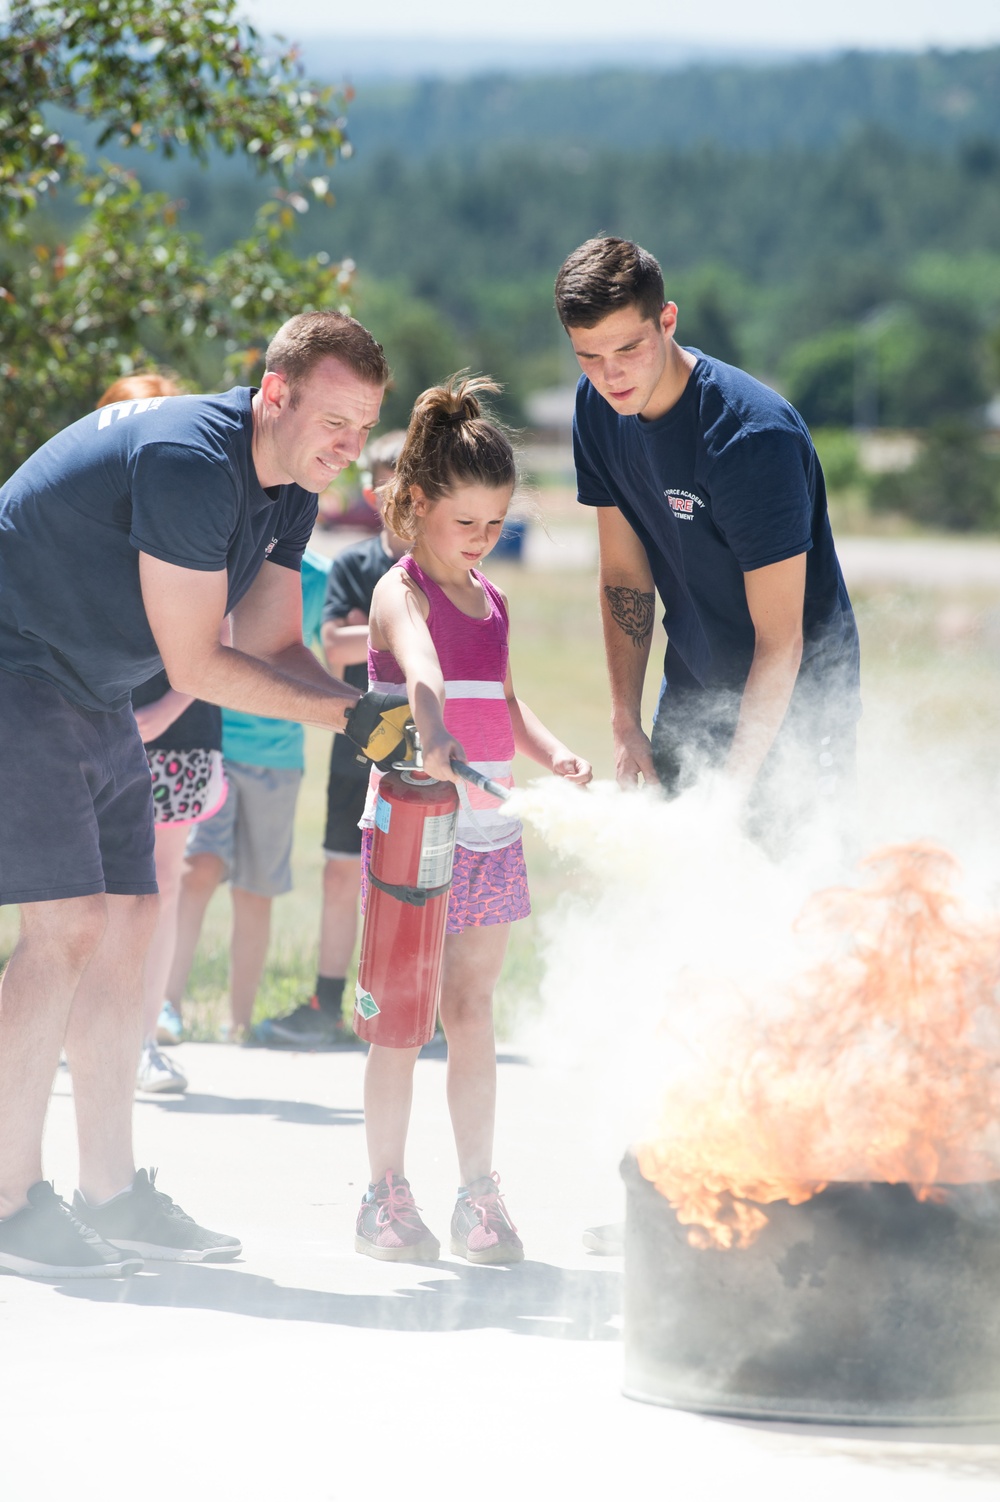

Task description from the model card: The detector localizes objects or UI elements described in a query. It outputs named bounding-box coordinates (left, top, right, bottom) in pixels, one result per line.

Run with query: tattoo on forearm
left=604, top=586, right=654, bottom=648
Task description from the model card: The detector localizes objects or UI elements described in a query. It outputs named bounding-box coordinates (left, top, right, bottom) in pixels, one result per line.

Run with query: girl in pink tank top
left=354, top=375, right=592, bottom=1268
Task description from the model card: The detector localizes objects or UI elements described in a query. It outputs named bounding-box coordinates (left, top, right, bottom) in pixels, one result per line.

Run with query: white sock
left=81, top=1181, right=134, bottom=1209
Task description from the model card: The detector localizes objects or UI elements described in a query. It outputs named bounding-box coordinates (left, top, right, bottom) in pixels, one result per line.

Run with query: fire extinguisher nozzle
left=450, top=759, right=511, bottom=803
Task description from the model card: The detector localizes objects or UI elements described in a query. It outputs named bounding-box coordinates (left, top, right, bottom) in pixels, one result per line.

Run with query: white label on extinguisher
left=418, top=810, right=458, bottom=888
left=355, top=982, right=380, bottom=1020
left=374, top=796, right=391, bottom=833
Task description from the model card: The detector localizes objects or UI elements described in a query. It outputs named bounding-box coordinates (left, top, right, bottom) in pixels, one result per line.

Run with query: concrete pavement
left=2, top=1042, right=999, bottom=1501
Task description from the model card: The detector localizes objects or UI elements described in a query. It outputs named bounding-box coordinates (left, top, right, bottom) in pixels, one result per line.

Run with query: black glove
left=343, top=690, right=412, bottom=763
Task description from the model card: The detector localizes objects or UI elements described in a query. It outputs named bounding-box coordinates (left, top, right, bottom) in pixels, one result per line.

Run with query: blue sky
left=242, top=0, right=999, bottom=52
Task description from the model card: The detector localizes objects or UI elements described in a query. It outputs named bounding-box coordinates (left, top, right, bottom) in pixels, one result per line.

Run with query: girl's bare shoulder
left=373, top=561, right=429, bottom=619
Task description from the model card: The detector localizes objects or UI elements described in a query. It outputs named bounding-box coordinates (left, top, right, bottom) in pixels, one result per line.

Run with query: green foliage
left=341, top=49, right=1000, bottom=159
left=457, top=275, right=571, bottom=416
left=0, top=0, right=350, bottom=225
left=869, top=420, right=1000, bottom=532
left=875, top=300, right=990, bottom=428
left=650, top=264, right=748, bottom=367
left=0, top=166, right=353, bottom=473
left=280, top=128, right=1000, bottom=427
left=352, top=278, right=466, bottom=430
left=812, top=428, right=864, bottom=493
left=782, top=328, right=858, bottom=428
left=245, top=120, right=993, bottom=307
left=0, top=0, right=355, bottom=476
left=781, top=293, right=993, bottom=433
left=906, top=251, right=1000, bottom=323
left=9, top=28, right=1000, bottom=479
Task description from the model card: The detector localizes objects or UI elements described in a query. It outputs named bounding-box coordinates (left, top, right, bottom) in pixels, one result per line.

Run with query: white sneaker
left=582, top=1222, right=624, bottom=1255
left=136, top=1040, right=188, bottom=1094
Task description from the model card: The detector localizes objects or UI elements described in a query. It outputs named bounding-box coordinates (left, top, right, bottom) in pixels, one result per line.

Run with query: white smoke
left=507, top=701, right=1000, bottom=1168
left=508, top=775, right=812, bottom=1150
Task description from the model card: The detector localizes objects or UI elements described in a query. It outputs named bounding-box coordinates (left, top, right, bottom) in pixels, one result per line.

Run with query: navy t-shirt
left=321, top=533, right=397, bottom=695
left=0, top=387, right=317, bottom=711
left=573, top=353, right=860, bottom=715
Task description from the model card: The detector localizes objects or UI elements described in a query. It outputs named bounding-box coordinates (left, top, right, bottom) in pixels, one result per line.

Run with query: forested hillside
left=27, top=46, right=1000, bottom=486
left=338, top=47, right=1000, bottom=157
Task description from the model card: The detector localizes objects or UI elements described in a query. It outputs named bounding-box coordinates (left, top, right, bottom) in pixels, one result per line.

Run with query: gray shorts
left=184, top=760, right=302, bottom=898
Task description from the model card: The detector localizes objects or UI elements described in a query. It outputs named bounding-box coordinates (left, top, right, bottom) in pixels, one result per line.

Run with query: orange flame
left=635, top=843, right=1000, bottom=1249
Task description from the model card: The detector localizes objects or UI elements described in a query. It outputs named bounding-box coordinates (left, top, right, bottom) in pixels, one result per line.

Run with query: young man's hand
left=612, top=723, right=658, bottom=788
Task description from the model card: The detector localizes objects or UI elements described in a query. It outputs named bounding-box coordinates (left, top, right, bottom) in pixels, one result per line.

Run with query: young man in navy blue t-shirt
left=555, top=236, right=860, bottom=849
left=0, top=312, right=407, bottom=1279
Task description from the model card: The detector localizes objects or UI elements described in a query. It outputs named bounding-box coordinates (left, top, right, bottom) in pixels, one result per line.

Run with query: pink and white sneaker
left=451, top=1172, right=524, bottom=1265
left=355, top=1172, right=440, bottom=1262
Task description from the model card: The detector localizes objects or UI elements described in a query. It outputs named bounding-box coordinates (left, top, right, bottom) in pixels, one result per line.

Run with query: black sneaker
left=72, top=1169, right=242, bottom=1263
left=0, top=1180, right=143, bottom=1279
left=253, top=998, right=358, bottom=1049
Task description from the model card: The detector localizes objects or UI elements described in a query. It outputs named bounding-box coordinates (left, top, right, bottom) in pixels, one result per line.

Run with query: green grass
left=4, top=542, right=1000, bottom=1037
left=853, top=585, right=1000, bottom=749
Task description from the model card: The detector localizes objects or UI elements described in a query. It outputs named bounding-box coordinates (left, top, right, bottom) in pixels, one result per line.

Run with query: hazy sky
left=242, top=0, right=999, bottom=52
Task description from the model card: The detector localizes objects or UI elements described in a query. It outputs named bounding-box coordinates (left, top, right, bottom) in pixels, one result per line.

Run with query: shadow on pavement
left=55, top=1258, right=621, bottom=1340
left=134, top=1094, right=363, bottom=1126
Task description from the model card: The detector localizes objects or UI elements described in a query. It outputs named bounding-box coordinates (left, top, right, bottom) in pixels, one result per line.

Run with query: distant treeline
left=337, top=47, right=1000, bottom=158
left=38, top=48, right=1000, bottom=436
left=153, top=127, right=1000, bottom=425
left=298, top=131, right=1000, bottom=328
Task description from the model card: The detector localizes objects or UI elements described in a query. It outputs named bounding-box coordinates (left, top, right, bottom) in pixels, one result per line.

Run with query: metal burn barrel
left=621, top=1152, right=1000, bottom=1424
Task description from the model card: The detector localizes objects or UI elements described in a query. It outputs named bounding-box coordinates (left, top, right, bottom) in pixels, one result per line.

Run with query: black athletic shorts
left=322, top=732, right=371, bottom=858
left=0, top=665, right=156, bottom=905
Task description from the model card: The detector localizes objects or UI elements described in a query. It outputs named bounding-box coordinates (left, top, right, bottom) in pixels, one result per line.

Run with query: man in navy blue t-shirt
left=554, top=236, right=860, bottom=846
left=0, top=311, right=406, bottom=1279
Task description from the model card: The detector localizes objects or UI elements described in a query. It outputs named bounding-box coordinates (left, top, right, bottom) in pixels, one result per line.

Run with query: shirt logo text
left=664, top=489, right=704, bottom=521
left=96, top=397, right=166, bottom=430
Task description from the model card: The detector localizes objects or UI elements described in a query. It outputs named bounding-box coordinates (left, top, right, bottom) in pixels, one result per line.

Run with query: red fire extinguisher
left=354, top=750, right=460, bottom=1048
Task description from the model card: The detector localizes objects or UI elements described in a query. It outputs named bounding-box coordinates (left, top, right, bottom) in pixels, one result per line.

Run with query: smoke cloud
left=509, top=698, right=1000, bottom=1242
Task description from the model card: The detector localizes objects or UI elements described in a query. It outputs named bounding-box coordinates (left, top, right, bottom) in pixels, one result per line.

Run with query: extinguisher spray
left=354, top=726, right=461, bottom=1048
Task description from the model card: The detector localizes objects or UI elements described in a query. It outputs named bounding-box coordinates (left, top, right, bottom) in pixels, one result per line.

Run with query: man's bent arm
left=228, top=561, right=355, bottom=696
left=725, top=553, right=806, bottom=796
left=596, top=507, right=658, bottom=787
left=139, top=554, right=360, bottom=730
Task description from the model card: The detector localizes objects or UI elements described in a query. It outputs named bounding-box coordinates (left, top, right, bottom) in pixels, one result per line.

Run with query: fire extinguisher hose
left=450, top=759, right=512, bottom=803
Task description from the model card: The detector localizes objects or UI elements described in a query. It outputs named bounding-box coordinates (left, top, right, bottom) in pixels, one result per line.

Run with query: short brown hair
left=382, top=374, right=516, bottom=543
left=265, top=311, right=390, bottom=399
left=555, top=237, right=665, bottom=329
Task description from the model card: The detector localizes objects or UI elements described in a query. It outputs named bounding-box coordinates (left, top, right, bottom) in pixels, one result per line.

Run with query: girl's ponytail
left=382, top=372, right=516, bottom=541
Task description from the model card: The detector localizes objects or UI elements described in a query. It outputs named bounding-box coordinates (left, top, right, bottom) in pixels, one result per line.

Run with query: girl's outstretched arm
left=505, top=665, right=592, bottom=786
left=369, top=568, right=465, bottom=782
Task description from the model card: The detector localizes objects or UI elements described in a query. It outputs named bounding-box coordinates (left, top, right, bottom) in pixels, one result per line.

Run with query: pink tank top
left=363, top=555, right=521, bottom=851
